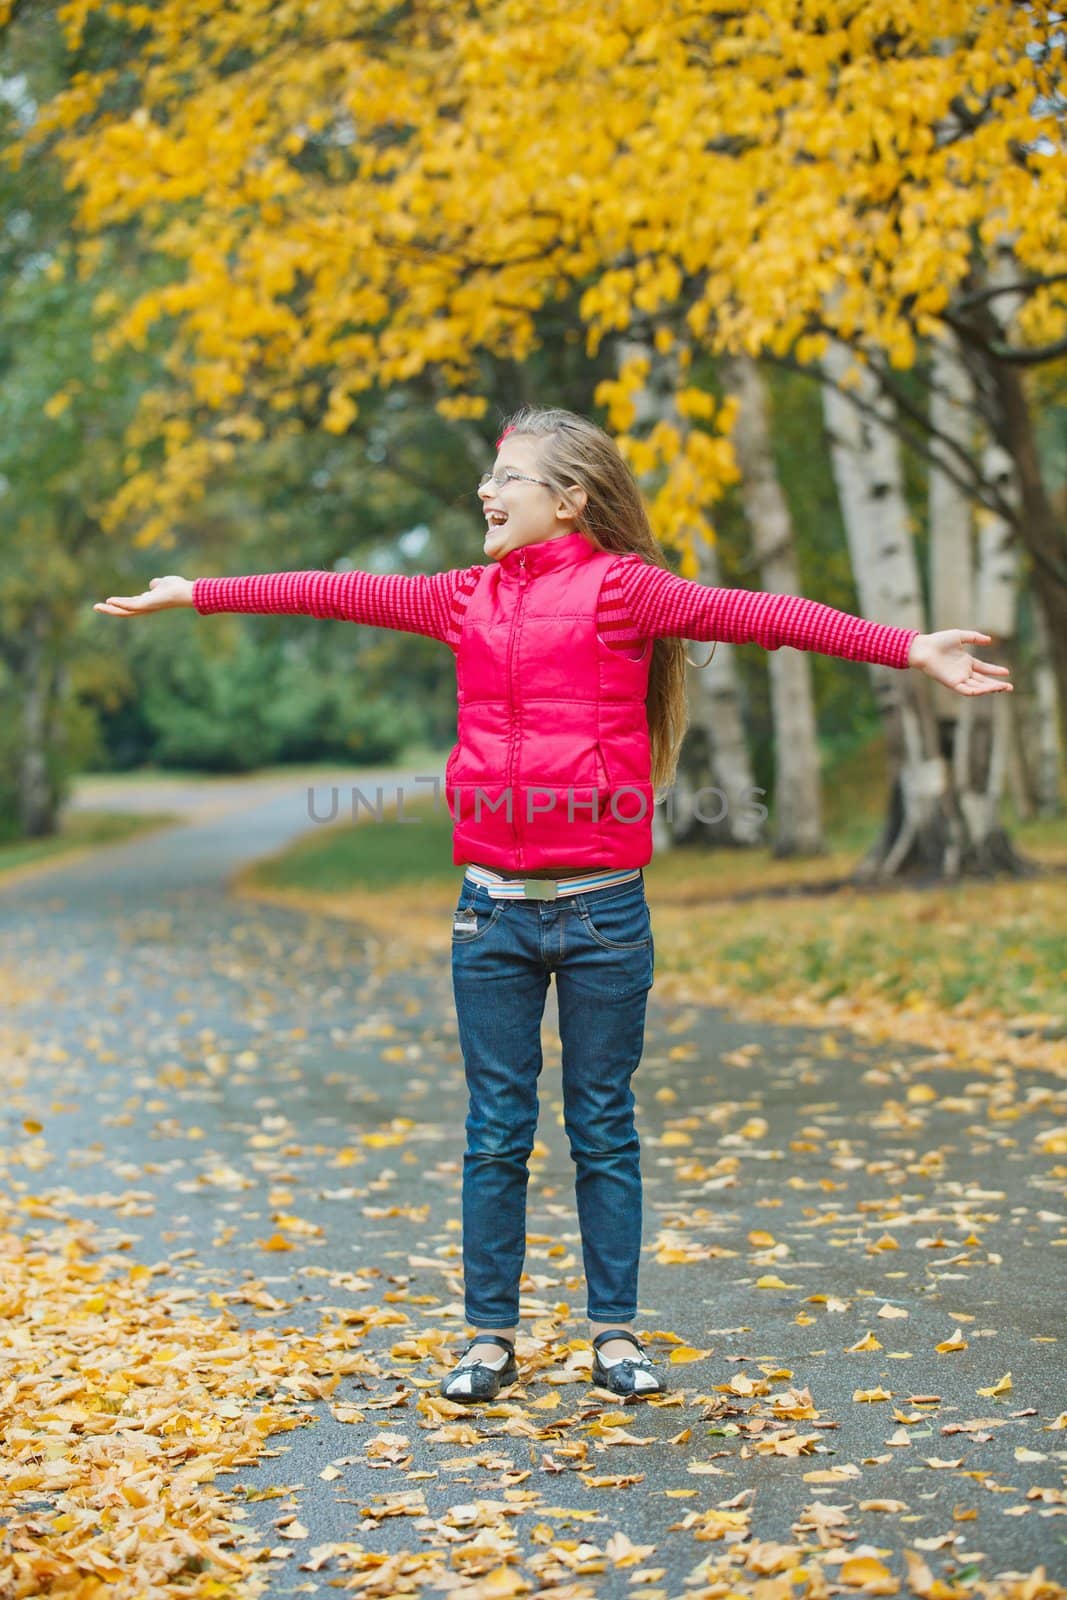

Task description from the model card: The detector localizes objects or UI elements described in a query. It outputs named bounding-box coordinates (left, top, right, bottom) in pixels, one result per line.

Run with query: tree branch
left=953, top=270, right=1067, bottom=313
left=984, top=333, right=1067, bottom=367
left=937, top=304, right=1067, bottom=369
left=800, top=317, right=1018, bottom=525
left=759, top=346, right=1017, bottom=533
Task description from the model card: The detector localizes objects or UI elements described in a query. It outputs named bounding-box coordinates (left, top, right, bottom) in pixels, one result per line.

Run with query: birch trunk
left=929, top=331, right=1024, bottom=873
left=616, top=337, right=762, bottom=849
left=821, top=341, right=966, bottom=878
left=971, top=244, right=1062, bottom=819
left=966, top=298, right=1067, bottom=758
left=959, top=438, right=1023, bottom=868
left=15, top=604, right=61, bottom=837
left=667, top=532, right=764, bottom=847
left=726, top=354, right=822, bottom=856
left=1011, top=602, right=1065, bottom=818
left=1030, top=605, right=1064, bottom=815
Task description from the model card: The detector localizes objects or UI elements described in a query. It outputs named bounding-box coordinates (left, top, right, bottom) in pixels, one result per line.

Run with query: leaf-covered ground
left=1, top=777, right=1065, bottom=1599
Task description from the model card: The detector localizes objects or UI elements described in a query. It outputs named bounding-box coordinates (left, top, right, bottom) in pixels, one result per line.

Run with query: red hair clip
left=495, top=425, right=515, bottom=448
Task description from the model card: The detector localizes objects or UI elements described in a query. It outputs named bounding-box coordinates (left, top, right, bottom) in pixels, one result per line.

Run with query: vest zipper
left=507, top=550, right=529, bottom=861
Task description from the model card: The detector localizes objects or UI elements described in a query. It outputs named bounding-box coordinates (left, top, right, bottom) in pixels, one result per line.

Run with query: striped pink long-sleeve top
left=192, top=553, right=919, bottom=668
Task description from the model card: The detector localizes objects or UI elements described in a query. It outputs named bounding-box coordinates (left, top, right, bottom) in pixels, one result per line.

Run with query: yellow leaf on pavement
left=839, top=1555, right=898, bottom=1593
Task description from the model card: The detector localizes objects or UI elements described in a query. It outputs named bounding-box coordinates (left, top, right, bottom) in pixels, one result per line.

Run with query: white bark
left=929, top=334, right=975, bottom=725
left=616, top=336, right=762, bottom=849
left=821, top=340, right=962, bottom=877
left=969, top=245, right=1060, bottom=820
left=928, top=334, right=1018, bottom=868
left=823, top=329, right=1026, bottom=876
left=1031, top=604, right=1064, bottom=815
left=954, top=251, right=1040, bottom=860
left=955, top=440, right=1019, bottom=851
left=671, top=532, right=764, bottom=847
left=726, top=354, right=822, bottom=855
left=974, top=444, right=1019, bottom=640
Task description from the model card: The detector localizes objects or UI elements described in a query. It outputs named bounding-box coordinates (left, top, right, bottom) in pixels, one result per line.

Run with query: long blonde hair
left=498, top=406, right=705, bottom=796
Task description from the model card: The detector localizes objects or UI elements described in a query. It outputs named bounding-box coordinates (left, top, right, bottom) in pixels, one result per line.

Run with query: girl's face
left=478, top=435, right=588, bottom=562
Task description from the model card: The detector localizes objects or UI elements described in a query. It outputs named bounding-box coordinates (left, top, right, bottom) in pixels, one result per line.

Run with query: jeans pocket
left=452, top=894, right=503, bottom=943
left=578, top=888, right=651, bottom=951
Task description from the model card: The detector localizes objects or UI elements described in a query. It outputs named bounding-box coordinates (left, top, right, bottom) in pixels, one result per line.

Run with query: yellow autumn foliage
left=19, top=1, right=1065, bottom=552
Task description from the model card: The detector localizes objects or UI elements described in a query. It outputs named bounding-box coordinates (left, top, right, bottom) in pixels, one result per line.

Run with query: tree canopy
left=19, top=0, right=1064, bottom=559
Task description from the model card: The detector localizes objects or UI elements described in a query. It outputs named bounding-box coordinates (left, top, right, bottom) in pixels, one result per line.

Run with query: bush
left=86, top=620, right=427, bottom=773
left=141, top=629, right=284, bottom=772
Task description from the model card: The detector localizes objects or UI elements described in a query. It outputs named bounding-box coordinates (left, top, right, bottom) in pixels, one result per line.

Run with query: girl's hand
left=94, top=575, right=194, bottom=617
left=908, top=630, right=1013, bottom=696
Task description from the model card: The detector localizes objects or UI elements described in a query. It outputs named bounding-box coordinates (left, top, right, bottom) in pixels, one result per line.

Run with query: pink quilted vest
left=446, top=530, right=654, bottom=872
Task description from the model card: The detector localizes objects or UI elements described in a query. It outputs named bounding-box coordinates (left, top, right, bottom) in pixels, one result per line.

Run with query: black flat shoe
left=590, top=1329, right=665, bottom=1397
left=440, top=1335, right=518, bottom=1404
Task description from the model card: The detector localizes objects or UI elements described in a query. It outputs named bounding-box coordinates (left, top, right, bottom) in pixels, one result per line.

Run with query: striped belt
left=464, top=865, right=642, bottom=901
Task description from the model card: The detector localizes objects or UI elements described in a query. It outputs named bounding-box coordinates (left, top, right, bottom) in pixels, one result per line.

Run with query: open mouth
left=486, top=511, right=508, bottom=528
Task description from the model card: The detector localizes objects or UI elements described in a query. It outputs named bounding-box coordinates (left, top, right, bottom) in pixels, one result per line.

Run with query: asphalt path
left=1, top=771, right=1064, bottom=1595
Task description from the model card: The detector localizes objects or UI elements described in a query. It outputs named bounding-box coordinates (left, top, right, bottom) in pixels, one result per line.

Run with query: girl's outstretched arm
left=609, top=559, right=1012, bottom=694
left=95, top=566, right=483, bottom=647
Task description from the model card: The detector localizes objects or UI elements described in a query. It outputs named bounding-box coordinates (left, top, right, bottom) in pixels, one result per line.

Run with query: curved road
left=0, top=770, right=1063, bottom=1594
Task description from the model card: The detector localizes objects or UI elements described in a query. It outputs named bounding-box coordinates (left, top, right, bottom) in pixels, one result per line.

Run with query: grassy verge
left=0, top=810, right=180, bottom=880
left=236, top=787, right=1067, bottom=1071
left=74, top=747, right=448, bottom=788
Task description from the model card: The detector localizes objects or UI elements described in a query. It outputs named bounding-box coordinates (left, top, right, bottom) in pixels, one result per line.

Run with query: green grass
left=0, top=810, right=180, bottom=877
left=711, top=904, right=1067, bottom=1017
left=75, top=746, right=449, bottom=787
left=253, top=794, right=457, bottom=891
left=246, top=774, right=1067, bottom=901
left=241, top=771, right=1067, bottom=1028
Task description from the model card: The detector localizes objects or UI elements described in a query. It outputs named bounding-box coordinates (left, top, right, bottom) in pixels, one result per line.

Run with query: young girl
left=94, top=406, right=1012, bottom=1404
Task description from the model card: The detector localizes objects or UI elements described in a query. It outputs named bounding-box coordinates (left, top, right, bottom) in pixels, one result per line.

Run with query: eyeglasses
left=478, top=468, right=553, bottom=492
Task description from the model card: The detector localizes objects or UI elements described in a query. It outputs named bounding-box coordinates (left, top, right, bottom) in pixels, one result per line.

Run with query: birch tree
left=612, top=339, right=762, bottom=851
left=929, top=335, right=1024, bottom=872
left=725, top=355, right=823, bottom=857
left=821, top=342, right=963, bottom=878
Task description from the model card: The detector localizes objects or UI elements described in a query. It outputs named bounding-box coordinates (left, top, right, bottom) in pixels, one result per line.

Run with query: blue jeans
left=451, top=872, right=654, bottom=1327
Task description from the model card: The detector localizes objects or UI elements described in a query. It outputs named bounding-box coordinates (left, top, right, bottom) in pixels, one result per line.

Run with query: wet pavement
left=1, top=771, right=1064, bottom=1595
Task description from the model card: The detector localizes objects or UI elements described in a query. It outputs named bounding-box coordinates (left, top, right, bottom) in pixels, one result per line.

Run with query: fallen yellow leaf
left=846, top=1331, right=882, bottom=1352
left=838, top=1555, right=898, bottom=1593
